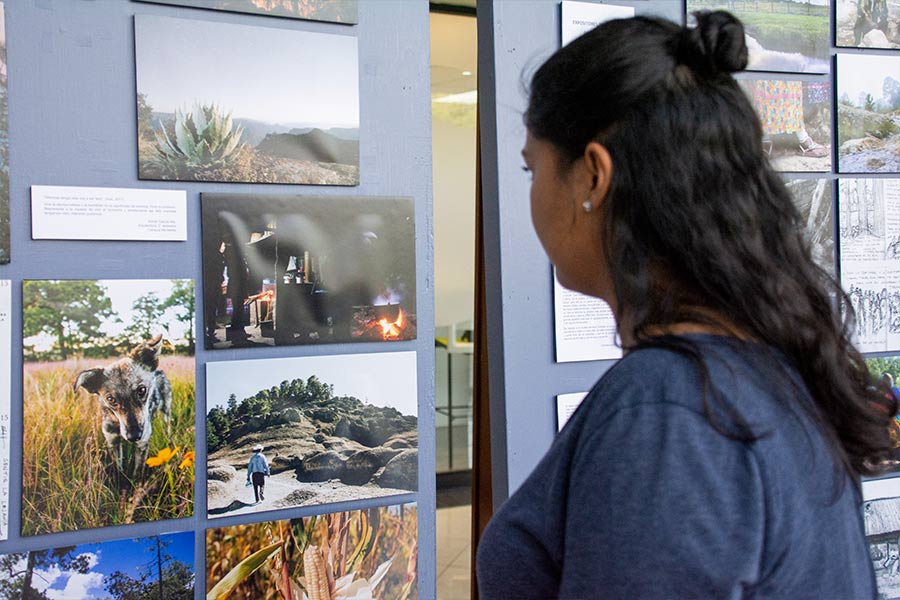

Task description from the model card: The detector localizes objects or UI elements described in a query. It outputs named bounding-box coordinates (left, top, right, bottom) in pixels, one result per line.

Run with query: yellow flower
left=179, top=450, right=195, bottom=470
left=146, top=446, right=180, bottom=468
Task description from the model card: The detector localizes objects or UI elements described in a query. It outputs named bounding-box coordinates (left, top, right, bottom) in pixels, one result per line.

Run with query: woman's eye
left=521, top=166, right=532, bottom=180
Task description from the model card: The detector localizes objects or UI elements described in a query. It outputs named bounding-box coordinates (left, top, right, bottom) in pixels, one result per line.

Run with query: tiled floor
left=437, top=504, right=472, bottom=600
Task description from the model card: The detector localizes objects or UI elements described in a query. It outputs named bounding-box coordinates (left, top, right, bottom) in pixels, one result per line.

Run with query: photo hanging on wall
left=863, top=478, right=900, bottom=598
left=206, top=351, right=418, bottom=518
left=21, top=279, right=196, bottom=536
left=864, top=355, right=900, bottom=477
left=739, top=78, right=832, bottom=172
left=201, top=194, right=416, bottom=349
left=835, top=0, right=900, bottom=49
left=838, top=179, right=900, bottom=353
left=684, top=0, right=828, bottom=73
left=207, top=503, right=418, bottom=600
left=0, top=531, right=195, bottom=599
left=134, top=15, right=359, bottom=186
left=135, top=0, right=358, bottom=24
left=836, top=53, right=900, bottom=174
left=784, top=178, right=835, bottom=275
left=0, top=2, right=9, bottom=264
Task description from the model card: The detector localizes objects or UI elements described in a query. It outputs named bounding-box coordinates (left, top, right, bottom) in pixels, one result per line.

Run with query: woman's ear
left=583, top=141, right=613, bottom=212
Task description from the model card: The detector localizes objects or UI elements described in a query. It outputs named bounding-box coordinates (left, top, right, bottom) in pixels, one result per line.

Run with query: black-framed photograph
left=135, top=0, right=357, bottom=24
left=135, top=15, right=359, bottom=185
left=0, top=531, right=195, bottom=599
left=201, top=193, right=416, bottom=349
left=21, top=279, right=195, bottom=535
left=206, top=351, right=418, bottom=517
left=207, top=503, right=418, bottom=600
left=837, top=54, right=900, bottom=174
left=686, top=0, right=829, bottom=73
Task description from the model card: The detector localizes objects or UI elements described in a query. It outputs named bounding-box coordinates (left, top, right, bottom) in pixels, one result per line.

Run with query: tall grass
left=22, top=356, right=195, bottom=535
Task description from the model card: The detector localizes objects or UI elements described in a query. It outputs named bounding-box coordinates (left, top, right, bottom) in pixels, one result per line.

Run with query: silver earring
left=582, top=200, right=593, bottom=213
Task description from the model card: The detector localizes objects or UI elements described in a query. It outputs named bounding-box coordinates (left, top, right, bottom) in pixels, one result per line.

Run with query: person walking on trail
left=247, top=444, right=270, bottom=503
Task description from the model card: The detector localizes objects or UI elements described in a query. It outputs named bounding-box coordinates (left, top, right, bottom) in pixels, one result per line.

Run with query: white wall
left=432, top=112, right=476, bottom=328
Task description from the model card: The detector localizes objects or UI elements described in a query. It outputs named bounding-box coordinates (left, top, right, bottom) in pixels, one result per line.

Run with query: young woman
left=476, top=12, right=895, bottom=599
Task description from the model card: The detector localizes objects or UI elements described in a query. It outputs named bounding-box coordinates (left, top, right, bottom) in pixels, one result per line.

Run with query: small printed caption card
left=31, top=185, right=187, bottom=241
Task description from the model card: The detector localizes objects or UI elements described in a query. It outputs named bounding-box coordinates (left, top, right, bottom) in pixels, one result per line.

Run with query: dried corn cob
left=303, top=545, right=332, bottom=600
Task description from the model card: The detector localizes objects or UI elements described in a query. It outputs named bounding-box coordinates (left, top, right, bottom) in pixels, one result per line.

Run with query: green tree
left=884, top=76, right=900, bottom=111
left=0, top=547, right=92, bottom=600
left=137, top=92, right=155, bottom=141
left=305, top=375, right=334, bottom=403
left=124, top=292, right=164, bottom=343
left=103, top=536, right=193, bottom=600
left=23, top=280, right=114, bottom=360
left=865, top=92, right=877, bottom=112
left=207, top=406, right=230, bottom=452
left=162, top=279, right=195, bottom=354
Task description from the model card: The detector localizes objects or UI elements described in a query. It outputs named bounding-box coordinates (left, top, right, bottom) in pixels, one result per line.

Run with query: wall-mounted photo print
left=864, top=478, right=900, bottom=599
left=202, top=194, right=416, bottom=349
left=0, top=531, right=195, bottom=600
left=685, top=0, right=828, bottom=73
left=0, top=3, right=9, bottom=264
left=21, top=279, right=195, bottom=536
left=838, top=179, right=900, bottom=352
left=837, top=54, right=900, bottom=174
left=865, top=356, right=900, bottom=477
left=0, top=281, right=8, bottom=541
left=206, top=351, right=417, bottom=518
left=836, top=0, right=900, bottom=49
left=785, top=178, right=835, bottom=275
left=135, top=0, right=357, bottom=24
left=739, top=79, right=831, bottom=172
left=135, top=15, right=359, bottom=185
left=207, top=503, right=418, bottom=600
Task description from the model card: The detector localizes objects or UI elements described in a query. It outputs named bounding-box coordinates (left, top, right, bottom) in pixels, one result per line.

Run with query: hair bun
left=676, top=10, right=748, bottom=75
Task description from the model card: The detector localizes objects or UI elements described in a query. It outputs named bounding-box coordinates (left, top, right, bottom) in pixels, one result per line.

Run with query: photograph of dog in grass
left=22, top=279, right=195, bottom=536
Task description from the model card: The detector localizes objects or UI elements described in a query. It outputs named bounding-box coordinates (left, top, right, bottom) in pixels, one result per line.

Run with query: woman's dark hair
left=525, top=11, right=896, bottom=478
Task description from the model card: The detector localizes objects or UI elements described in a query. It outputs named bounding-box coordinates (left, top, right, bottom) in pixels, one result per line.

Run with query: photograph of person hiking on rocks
left=206, top=351, right=418, bottom=518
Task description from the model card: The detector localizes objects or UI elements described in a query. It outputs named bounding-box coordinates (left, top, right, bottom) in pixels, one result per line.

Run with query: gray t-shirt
left=476, top=335, right=875, bottom=599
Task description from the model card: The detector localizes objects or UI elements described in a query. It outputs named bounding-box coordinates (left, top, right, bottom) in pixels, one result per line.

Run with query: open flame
left=377, top=308, right=406, bottom=340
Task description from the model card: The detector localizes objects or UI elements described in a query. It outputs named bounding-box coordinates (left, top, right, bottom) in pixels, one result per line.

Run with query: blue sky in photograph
left=135, top=15, right=359, bottom=128
left=206, top=350, right=417, bottom=415
left=25, top=532, right=193, bottom=600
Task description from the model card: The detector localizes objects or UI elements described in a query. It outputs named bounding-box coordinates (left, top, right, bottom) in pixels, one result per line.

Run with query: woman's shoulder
left=583, top=335, right=789, bottom=423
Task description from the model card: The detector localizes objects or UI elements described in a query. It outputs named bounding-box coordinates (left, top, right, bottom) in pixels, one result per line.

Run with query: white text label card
left=31, top=185, right=187, bottom=241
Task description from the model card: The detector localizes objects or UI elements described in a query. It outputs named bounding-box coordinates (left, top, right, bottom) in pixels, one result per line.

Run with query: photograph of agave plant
left=207, top=503, right=417, bottom=600
left=135, top=0, right=357, bottom=24
left=135, top=15, right=359, bottom=185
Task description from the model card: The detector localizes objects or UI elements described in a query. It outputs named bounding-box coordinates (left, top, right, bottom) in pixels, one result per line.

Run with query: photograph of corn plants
left=135, top=0, right=358, bottom=24
left=134, top=15, right=359, bottom=185
left=206, top=503, right=418, bottom=600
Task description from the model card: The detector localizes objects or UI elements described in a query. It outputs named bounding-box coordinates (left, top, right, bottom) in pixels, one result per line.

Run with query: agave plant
left=153, top=101, right=245, bottom=172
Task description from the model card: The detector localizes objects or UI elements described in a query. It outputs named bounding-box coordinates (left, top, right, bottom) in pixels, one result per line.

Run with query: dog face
left=74, top=335, right=163, bottom=445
